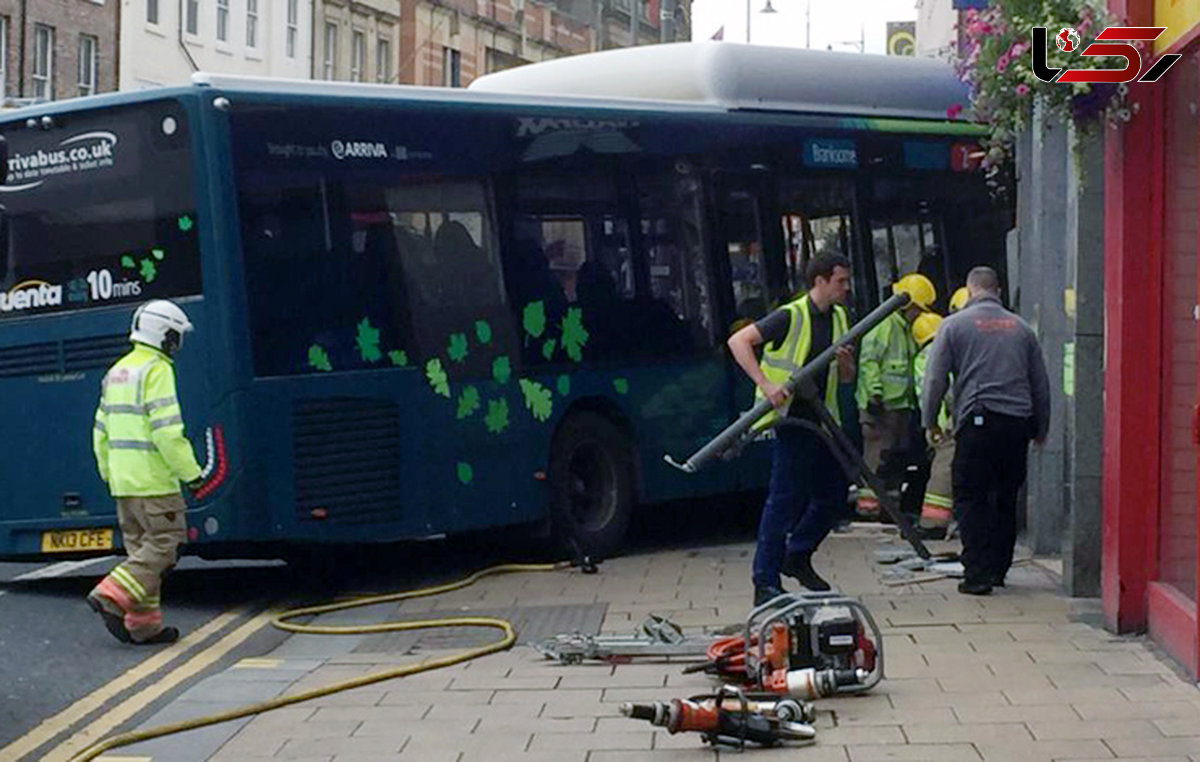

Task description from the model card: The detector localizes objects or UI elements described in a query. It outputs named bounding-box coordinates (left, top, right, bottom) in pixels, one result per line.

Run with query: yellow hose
left=66, top=561, right=567, bottom=762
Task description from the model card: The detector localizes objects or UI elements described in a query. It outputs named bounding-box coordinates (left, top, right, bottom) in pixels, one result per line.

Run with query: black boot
left=782, top=553, right=831, bottom=592
left=753, top=585, right=787, bottom=607
left=957, top=580, right=993, bottom=596
left=133, top=626, right=180, bottom=645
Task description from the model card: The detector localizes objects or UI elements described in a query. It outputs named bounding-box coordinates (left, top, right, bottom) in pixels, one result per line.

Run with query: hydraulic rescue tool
left=620, top=684, right=818, bottom=748
left=663, top=292, right=932, bottom=559
left=536, top=592, right=883, bottom=697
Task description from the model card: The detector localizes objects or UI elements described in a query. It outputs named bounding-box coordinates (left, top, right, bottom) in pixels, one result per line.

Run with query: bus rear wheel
left=549, top=412, right=635, bottom=560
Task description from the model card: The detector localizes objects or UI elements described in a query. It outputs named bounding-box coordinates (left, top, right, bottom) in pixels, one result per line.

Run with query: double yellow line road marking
left=0, top=606, right=277, bottom=762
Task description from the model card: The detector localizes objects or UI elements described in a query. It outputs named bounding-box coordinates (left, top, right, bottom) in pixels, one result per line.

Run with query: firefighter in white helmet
left=87, top=299, right=204, bottom=645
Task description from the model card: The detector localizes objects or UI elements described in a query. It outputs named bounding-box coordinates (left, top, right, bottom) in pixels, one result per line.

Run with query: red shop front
left=1104, top=0, right=1200, bottom=677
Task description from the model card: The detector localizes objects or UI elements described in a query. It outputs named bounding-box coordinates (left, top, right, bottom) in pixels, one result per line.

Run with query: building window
left=78, top=35, right=97, bottom=96
left=351, top=31, right=365, bottom=82
left=376, top=38, right=391, bottom=83
left=186, top=0, right=199, bottom=35
left=0, top=17, right=9, bottom=99
left=443, top=47, right=461, bottom=87
left=217, top=0, right=229, bottom=42
left=323, top=23, right=337, bottom=79
left=147, top=0, right=160, bottom=25
left=246, top=0, right=259, bottom=48
left=286, top=0, right=299, bottom=58
left=32, top=25, right=53, bottom=101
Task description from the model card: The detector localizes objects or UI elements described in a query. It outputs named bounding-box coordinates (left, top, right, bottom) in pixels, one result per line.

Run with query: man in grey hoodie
left=922, top=267, right=1051, bottom=595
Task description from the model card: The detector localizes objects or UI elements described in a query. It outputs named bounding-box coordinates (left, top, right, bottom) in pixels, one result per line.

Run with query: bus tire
left=549, top=412, right=635, bottom=560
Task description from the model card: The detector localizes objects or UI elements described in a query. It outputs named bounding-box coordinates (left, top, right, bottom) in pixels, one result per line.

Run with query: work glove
left=185, top=477, right=205, bottom=499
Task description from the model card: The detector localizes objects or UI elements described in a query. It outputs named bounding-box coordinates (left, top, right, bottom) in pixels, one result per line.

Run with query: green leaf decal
left=475, top=320, right=492, bottom=345
left=485, top=398, right=509, bottom=434
left=120, top=255, right=136, bottom=269
left=151, top=248, right=165, bottom=261
left=561, top=307, right=589, bottom=362
left=139, top=259, right=158, bottom=283
left=177, top=214, right=194, bottom=232
left=613, top=378, right=629, bottom=395
left=456, top=386, right=481, bottom=419
left=307, top=344, right=332, bottom=372
left=447, top=333, right=469, bottom=363
left=425, top=358, right=450, bottom=398
left=492, top=356, right=511, bottom=385
left=387, top=349, right=409, bottom=367
left=541, top=338, right=556, bottom=360
left=556, top=374, right=570, bottom=396
left=456, top=462, right=474, bottom=485
left=523, top=301, right=546, bottom=339
left=519, top=379, right=554, bottom=422
left=355, top=318, right=382, bottom=362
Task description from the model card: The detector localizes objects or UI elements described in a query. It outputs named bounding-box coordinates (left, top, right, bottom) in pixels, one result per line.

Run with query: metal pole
left=660, top=0, right=673, bottom=42
left=745, top=0, right=750, bottom=43
left=806, top=0, right=810, bottom=48
left=630, top=0, right=637, bottom=46
left=665, top=292, right=911, bottom=473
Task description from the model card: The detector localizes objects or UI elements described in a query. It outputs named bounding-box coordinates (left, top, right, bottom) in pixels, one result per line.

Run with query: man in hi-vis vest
left=88, top=299, right=204, bottom=645
left=727, top=255, right=855, bottom=606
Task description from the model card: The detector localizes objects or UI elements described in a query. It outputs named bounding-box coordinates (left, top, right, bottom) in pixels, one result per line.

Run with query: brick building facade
left=0, top=0, right=117, bottom=104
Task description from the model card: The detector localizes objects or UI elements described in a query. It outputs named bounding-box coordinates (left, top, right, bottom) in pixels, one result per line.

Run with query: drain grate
left=353, top=603, right=608, bottom=654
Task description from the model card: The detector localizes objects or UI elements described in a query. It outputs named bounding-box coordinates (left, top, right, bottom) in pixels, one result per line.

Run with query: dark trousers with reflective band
left=753, top=426, right=848, bottom=589
left=951, top=412, right=1033, bottom=586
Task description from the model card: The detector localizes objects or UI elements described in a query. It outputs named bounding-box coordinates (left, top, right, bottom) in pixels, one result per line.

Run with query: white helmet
left=130, top=299, right=193, bottom=355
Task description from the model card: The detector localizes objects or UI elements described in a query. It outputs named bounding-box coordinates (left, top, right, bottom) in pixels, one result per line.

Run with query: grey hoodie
left=921, top=294, right=1051, bottom=439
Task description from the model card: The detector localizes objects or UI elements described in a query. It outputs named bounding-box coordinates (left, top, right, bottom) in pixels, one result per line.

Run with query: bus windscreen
left=0, top=100, right=200, bottom=319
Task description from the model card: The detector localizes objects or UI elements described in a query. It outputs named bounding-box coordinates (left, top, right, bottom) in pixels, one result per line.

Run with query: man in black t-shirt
left=727, top=255, right=854, bottom=605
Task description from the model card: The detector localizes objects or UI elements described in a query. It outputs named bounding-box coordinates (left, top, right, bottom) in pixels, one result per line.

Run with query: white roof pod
left=469, top=42, right=970, bottom=121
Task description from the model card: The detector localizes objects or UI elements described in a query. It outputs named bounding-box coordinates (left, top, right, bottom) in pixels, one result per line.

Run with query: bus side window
left=778, top=178, right=855, bottom=301
left=637, top=171, right=715, bottom=354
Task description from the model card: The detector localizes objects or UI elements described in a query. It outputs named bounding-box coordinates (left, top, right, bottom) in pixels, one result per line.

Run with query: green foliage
left=523, top=301, right=546, bottom=338
left=447, top=333, right=469, bottom=363
left=355, top=318, right=382, bottom=363
left=456, top=462, right=474, bottom=485
left=485, top=398, right=510, bottom=433
left=519, top=379, right=554, bottom=422
left=955, top=0, right=1118, bottom=177
left=561, top=307, right=589, bottom=362
left=492, top=356, right=512, bottom=385
left=425, top=358, right=451, bottom=398
left=542, top=338, right=556, bottom=360
left=307, top=344, right=332, bottom=372
left=475, top=320, right=492, bottom=345
left=388, top=349, right=408, bottom=367
left=139, top=259, right=157, bottom=283
left=456, top=386, right=481, bottom=419
left=120, top=255, right=136, bottom=269
left=613, top=378, right=629, bottom=395
left=556, top=374, right=570, bottom=396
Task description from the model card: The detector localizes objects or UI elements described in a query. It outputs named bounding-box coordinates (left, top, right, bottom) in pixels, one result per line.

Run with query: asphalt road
left=0, top=493, right=760, bottom=758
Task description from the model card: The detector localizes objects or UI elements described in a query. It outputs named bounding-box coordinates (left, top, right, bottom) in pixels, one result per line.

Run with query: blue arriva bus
left=0, top=43, right=1009, bottom=561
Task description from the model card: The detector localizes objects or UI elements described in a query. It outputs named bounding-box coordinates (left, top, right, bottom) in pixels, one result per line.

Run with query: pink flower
left=997, top=54, right=1010, bottom=73
left=946, top=103, right=964, bottom=119
left=1016, top=84, right=1031, bottom=96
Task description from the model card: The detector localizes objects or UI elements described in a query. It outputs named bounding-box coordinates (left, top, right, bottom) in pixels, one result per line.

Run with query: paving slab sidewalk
left=105, top=530, right=1200, bottom=762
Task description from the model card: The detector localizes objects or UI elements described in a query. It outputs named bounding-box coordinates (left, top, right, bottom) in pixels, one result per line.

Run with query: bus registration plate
left=41, top=528, right=114, bottom=553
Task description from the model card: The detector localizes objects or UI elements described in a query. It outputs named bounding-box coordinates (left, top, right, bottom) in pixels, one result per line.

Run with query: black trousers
left=951, top=411, right=1034, bottom=585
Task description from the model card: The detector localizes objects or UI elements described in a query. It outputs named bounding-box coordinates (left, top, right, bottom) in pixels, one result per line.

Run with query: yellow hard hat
left=911, top=311, right=943, bottom=347
left=949, top=286, right=970, bottom=313
left=892, top=273, right=937, bottom=309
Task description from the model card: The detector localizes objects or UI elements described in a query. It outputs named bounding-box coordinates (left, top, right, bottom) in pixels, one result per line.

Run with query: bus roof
left=469, top=42, right=971, bottom=122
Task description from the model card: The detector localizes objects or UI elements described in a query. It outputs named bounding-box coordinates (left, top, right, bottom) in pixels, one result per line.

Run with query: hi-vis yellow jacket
left=855, top=311, right=918, bottom=412
left=755, top=294, right=849, bottom=428
left=93, top=344, right=203, bottom=497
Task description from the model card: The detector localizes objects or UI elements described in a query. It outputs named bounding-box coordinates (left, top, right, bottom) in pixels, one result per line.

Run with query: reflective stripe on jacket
left=93, top=344, right=203, bottom=497
left=755, top=295, right=849, bottom=428
left=855, top=311, right=918, bottom=412
left=914, top=345, right=952, bottom=431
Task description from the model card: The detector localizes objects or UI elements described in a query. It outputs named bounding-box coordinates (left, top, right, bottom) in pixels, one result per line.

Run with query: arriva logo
left=330, top=140, right=389, bottom=160
left=0, top=280, right=63, bottom=312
